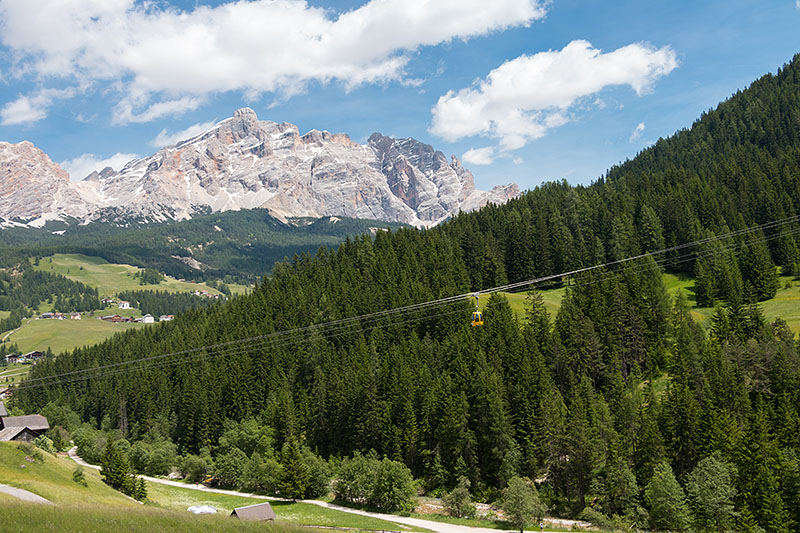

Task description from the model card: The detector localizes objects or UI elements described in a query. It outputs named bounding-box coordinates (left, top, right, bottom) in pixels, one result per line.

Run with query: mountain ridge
left=0, top=109, right=518, bottom=228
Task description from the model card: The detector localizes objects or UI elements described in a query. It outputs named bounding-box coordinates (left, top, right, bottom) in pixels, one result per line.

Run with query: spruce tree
left=644, top=461, right=691, bottom=531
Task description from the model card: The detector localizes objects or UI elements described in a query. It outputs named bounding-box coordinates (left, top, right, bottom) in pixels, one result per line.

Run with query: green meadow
left=33, top=253, right=223, bottom=297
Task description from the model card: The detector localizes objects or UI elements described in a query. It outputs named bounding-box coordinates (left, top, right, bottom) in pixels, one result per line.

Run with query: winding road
left=67, top=447, right=581, bottom=533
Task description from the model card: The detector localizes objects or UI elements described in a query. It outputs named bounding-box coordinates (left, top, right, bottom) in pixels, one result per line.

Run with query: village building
left=142, top=314, right=155, bottom=324
left=5, top=354, right=20, bottom=364
left=40, top=312, right=54, bottom=319
left=0, top=409, right=50, bottom=443
left=24, top=351, right=45, bottom=361
left=118, top=301, right=131, bottom=309
left=230, top=503, right=276, bottom=521
left=70, top=312, right=81, bottom=320
left=159, top=315, right=174, bottom=322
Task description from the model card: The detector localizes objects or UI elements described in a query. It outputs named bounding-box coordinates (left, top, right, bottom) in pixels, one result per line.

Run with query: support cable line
left=14, top=215, right=800, bottom=391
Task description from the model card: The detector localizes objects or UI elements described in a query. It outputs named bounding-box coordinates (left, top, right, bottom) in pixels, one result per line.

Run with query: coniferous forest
left=14, top=55, right=800, bottom=531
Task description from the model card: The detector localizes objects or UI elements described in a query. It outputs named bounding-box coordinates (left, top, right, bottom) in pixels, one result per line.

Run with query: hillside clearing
left=3, top=315, right=143, bottom=355
left=33, top=253, right=223, bottom=297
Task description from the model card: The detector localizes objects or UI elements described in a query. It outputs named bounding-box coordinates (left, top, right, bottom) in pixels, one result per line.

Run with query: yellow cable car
left=471, top=293, right=484, bottom=326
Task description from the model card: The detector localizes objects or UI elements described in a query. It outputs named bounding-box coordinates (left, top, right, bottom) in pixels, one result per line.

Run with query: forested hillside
left=0, top=267, right=101, bottom=332
left=16, top=55, right=800, bottom=531
left=0, top=211, right=405, bottom=283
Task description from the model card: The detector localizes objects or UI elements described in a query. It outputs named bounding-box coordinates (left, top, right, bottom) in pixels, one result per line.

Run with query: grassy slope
left=33, top=253, right=222, bottom=297
left=0, top=442, right=137, bottom=506
left=491, top=272, right=799, bottom=333
left=0, top=442, right=412, bottom=531
left=1, top=362, right=32, bottom=386
left=0, top=501, right=306, bottom=532
left=4, top=316, right=143, bottom=355
left=148, top=483, right=413, bottom=530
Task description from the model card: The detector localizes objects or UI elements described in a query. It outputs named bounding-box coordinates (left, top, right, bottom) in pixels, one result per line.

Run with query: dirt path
left=67, top=447, right=581, bottom=533
left=0, top=483, right=53, bottom=505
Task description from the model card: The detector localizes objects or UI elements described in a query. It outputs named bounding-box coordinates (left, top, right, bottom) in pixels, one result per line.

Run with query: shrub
left=72, top=465, right=88, bottom=487
left=443, top=476, right=476, bottom=518
left=34, top=435, right=57, bottom=455
left=180, top=454, right=208, bottom=483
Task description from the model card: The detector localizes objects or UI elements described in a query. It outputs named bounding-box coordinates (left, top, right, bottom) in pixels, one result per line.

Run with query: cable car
left=471, top=293, right=484, bottom=326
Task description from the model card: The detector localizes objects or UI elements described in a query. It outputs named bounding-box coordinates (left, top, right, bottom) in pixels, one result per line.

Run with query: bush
left=48, top=426, right=71, bottom=452
left=180, top=454, right=208, bottom=483
left=72, top=465, right=88, bottom=487
left=214, top=447, right=248, bottom=488
left=34, top=435, right=57, bottom=455
left=241, top=451, right=282, bottom=493
left=334, top=453, right=416, bottom=512
left=443, top=477, right=476, bottom=518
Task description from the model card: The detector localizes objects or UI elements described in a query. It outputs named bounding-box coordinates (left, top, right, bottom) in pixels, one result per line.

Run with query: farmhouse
left=230, top=503, right=276, bottom=521
left=5, top=354, right=20, bottom=364
left=40, top=312, right=54, bottom=319
left=159, top=315, right=174, bottom=322
left=70, top=312, right=81, bottom=320
left=0, top=410, right=50, bottom=442
left=118, top=301, right=131, bottom=309
left=24, top=351, right=45, bottom=362
left=142, top=314, right=155, bottom=324
left=100, top=315, right=123, bottom=322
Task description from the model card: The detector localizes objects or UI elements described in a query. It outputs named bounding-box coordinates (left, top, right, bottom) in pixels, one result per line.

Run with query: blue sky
left=0, top=0, right=798, bottom=191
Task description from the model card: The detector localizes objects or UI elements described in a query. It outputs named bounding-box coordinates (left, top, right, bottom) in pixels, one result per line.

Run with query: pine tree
left=280, top=437, right=311, bottom=500
left=644, top=461, right=692, bottom=531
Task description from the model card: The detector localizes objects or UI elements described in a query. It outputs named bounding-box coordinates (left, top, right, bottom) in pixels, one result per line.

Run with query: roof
left=230, top=502, right=276, bottom=521
left=1, top=414, right=49, bottom=432
left=0, top=401, right=7, bottom=417
left=0, top=426, right=28, bottom=441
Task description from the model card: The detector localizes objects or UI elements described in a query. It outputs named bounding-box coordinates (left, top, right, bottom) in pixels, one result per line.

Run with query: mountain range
left=0, top=108, right=518, bottom=228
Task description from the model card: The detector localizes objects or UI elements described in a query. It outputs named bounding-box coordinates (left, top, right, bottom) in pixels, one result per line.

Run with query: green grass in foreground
left=406, top=513, right=595, bottom=532
left=33, top=253, right=222, bottom=297
left=3, top=314, right=143, bottom=355
left=0, top=501, right=305, bottom=533
left=0, top=442, right=136, bottom=506
left=147, top=483, right=414, bottom=530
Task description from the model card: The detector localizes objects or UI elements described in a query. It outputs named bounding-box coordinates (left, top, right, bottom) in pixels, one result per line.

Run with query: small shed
left=0, top=426, right=40, bottom=442
left=0, top=414, right=50, bottom=433
left=230, top=502, right=276, bottom=521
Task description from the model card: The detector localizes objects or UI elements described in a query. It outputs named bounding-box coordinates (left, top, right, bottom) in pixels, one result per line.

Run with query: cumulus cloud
left=60, top=152, right=138, bottom=181
left=0, top=0, right=546, bottom=123
left=151, top=120, right=218, bottom=147
left=430, top=40, right=678, bottom=154
left=1, top=88, right=75, bottom=125
left=462, top=146, right=496, bottom=165
left=629, top=121, right=645, bottom=142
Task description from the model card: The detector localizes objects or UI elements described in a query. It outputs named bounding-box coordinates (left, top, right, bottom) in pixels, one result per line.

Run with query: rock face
left=0, top=141, right=92, bottom=224
left=0, top=108, right=519, bottom=227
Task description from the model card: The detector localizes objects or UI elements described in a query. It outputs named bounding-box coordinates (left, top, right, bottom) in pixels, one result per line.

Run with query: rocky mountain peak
left=0, top=109, right=519, bottom=227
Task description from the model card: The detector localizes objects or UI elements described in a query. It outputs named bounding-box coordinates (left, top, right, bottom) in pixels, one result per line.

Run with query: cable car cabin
left=471, top=311, right=484, bottom=327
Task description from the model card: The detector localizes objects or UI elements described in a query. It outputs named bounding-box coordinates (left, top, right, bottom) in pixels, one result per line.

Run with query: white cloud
left=430, top=40, right=678, bottom=153
left=0, top=0, right=546, bottom=123
left=796, top=0, right=800, bottom=10
left=60, top=152, right=138, bottom=181
left=629, top=121, right=645, bottom=142
left=151, top=120, right=217, bottom=147
left=113, top=96, right=205, bottom=125
left=0, top=88, right=75, bottom=125
left=462, top=146, right=496, bottom=165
